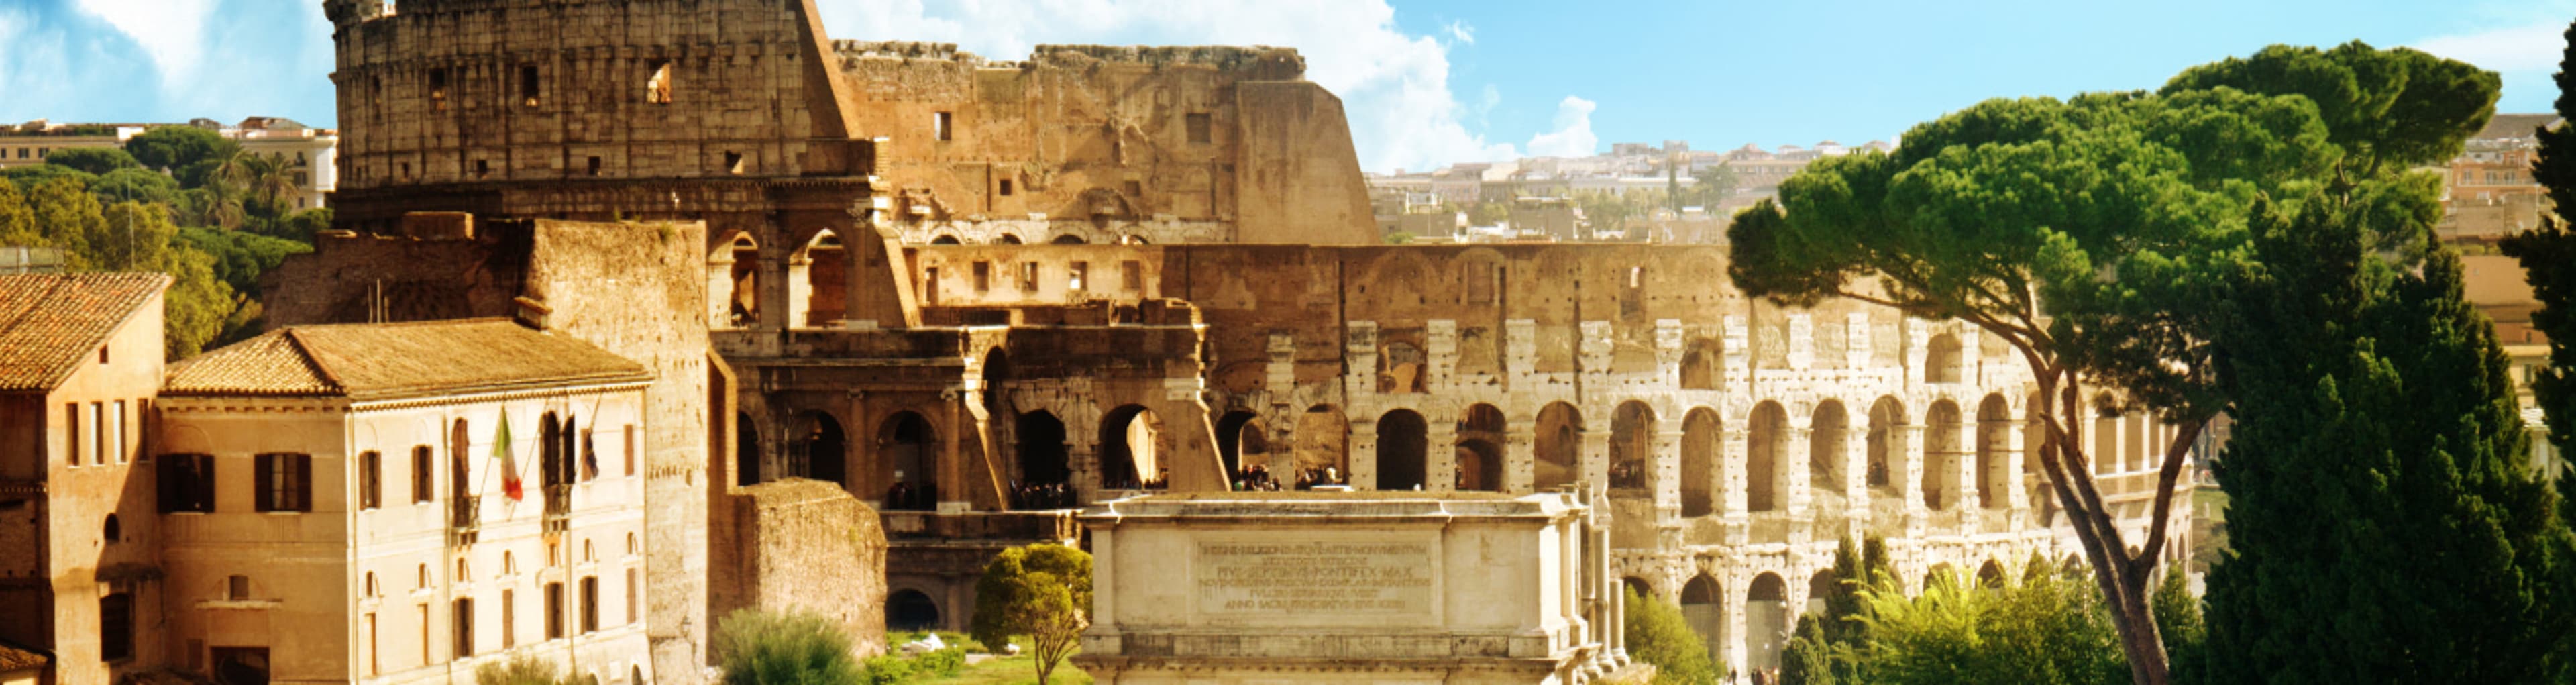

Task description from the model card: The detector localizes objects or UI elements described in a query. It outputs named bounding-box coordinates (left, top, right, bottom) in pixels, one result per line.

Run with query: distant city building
left=2438, top=113, right=2559, bottom=242
left=0, top=118, right=339, bottom=211
left=1366, top=138, right=1897, bottom=243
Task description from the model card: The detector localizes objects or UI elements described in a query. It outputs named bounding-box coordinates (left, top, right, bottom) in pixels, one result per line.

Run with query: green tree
left=474, top=654, right=590, bottom=685
left=1689, top=163, right=1738, bottom=208
left=28, top=178, right=103, bottom=268
left=0, top=178, right=34, bottom=246
left=971, top=543, right=1091, bottom=684
left=98, top=201, right=233, bottom=358
left=179, top=227, right=311, bottom=295
left=712, top=609, right=863, bottom=685
left=1782, top=537, right=1892, bottom=684
left=44, top=148, right=141, bottom=176
left=1778, top=613, right=1835, bottom=685
left=124, top=126, right=236, bottom=175
left=2498, top=19, right=2576, bottom=527
left=1467, top=201, right=1510, bottom=227
left=91, top=167, right=178, bottom=209
left=1849, top=566, right=2127, bottom=685
left=1580, top=191, right=1633, bottom=238
left=176, top=187, right=246, bottom=230
left=279, top=207, right=335, bottom=243
left=1623, top=585, right=1720, bottom=684
left=1727, top=42, right=2508, bottom=684
left=2148, top=568, right=2202, bottom=680
left=2, top=164, right=99, bottom=193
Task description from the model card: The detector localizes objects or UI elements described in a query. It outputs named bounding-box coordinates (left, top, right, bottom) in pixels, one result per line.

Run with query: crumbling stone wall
left=724, top=479, right=888, bottom=657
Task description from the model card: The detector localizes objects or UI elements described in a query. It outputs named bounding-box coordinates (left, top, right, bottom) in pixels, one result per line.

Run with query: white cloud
left=813, top=0, right=1521, bottom=172
left=2412, top=21, right=2565, bottom=74
left=1445, top=20, right=1474, bottom=46
left=1523, top=96, right=1598, bottom=158
left=74, top=0, right=219, bottom=87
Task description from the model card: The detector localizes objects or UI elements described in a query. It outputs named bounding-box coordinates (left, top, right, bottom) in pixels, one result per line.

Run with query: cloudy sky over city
left=0, top=0, right=2567, bottom=173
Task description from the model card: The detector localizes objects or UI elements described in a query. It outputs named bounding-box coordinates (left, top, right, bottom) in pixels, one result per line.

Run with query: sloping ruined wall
left=727, top=480, right=888, bottom=657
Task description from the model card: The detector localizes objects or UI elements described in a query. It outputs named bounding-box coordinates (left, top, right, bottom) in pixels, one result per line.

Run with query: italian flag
left=498, top=411, right=523, bottom=501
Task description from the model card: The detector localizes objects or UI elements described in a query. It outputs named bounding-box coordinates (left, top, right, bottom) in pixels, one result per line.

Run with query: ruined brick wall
left=726, top=479, right=888, bottom=657
left=836, top=42, right=1374, bottom=246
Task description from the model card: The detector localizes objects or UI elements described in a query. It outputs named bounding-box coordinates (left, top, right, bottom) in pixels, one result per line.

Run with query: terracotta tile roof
left=166, top=318, right=651, bottom=400
left=2476, top=113, right=2564, bottom=142
left=0, top=639, right=45, bottom=672
left=0, top=272, right=170, bottom=392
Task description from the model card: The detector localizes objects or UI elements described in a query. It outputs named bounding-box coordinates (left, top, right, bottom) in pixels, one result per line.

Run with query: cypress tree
left=2500, top=19, right=2576, bottom=526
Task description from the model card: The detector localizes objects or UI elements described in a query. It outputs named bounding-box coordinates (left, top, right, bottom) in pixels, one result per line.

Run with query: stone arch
left=1925, top=332, right=1964, bottom=384
left=1976, top=394, right=2012, bottom=509
left=1680, top=338, right=1722, bottom=390
left=886, top=588, right=941, bottom=631
left=1214, top=410, right=1265, bottom=476
left=995, top=233, right=1023, bottom=245
left=1680, top=575, right=1723, bottom=668
left=1099, top=405, right=1165, bottom=490
left=1375, top=409, right=1429, bottom=491
left=1015, top=411, right=1071, bottom=488
left=1609, top=401, right=1656, bottom=491
left=1810, top=399, right=1849, bottom=496
left=1807, top=568, right=1838, bottom=616
left=1292, top=405, right=1348, bottom=487
left=1747, top=401, right=1788, bottom=512
left=714, top=232, right=759, bottom=328
left=874, top=411, right=934, bottom=508
left=1623, top=576, right=1654, bottom=599
left=1049, top=233, right=1087, bottom=245
left=794, top=229, right=847, bottom=327
left=1456, top=404, right=1507, bottom=492
left=1379, top=340, right=1426, bottom=394
left=1534, top=402, right=1582, bottom=491
left=930, top=234, right=963, bottom=245
left=1976, top=558, right=2007, bottom=588
left=787, top=410, right=847, bottom=488
left=735, top=411, right=760, bottom=486
left=1680, top=407, right=1721, bottom=517
left=1925, top=399, right=1963, bottom=510
left=1746, top=572, right=1790, bottom=672
left=1925, top=563, right=1957, bottom=592
left=1866, top=397, right=1907, bottom=496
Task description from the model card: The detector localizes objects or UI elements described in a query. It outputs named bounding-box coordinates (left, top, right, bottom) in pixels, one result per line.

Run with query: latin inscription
left=1196, top=541, right=1433, bottom=614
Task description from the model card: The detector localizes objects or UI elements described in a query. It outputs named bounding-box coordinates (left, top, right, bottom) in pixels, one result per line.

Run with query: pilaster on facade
left=1505, top=430, right=1538, bottom=495
left=1345, top=320, right=1380, bottom=400
left=1783, top=425, right=1814, bottom=516
left=1900, top=423, right=1929, bottom=537
left=1348, top=413, right=1381, bottom=490
left=1505, top=319, right=1538, bottom=390
left=1904, top=317, right=1933, bottom=387
left=1652, top=423, right=1684, bottom=513
left=1721, top=315, right=1751, bottom=386
left=1845, top=313, right=1872, bottom=370
left=1426, top=320, right=1459, bottom=394
left=1578, top=321, right=1615, bottom=381
left=1426, top=417, right=1460, bottom=493
left=1786, top=313, right=1814, bottom=371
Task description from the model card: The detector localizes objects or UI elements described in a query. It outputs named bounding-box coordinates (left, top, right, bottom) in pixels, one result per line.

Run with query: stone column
left=1582, top=420, right=1612, bottom=495
left=1784, top=424, right=1813, bottom=515
left=1721, top=427, right=1750, bottom=545
left=785, top=252, right=812, bottom=329
left=705, top=254, right=735, bottom=329
left=1654, top=421, right=1684, bottom=516
left=1427, top=412, right=1458, bottom=492
left=1900, top=424, right=1926, bottom=537
left=1350, top=415, right=1380, bottom=490
left=1505, top=429, right=1536, bottom=495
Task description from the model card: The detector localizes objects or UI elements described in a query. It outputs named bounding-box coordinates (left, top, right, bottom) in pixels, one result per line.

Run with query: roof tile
left=0, top=272, right=169, bottom=392
left=166, top=318, right=650, bottom=399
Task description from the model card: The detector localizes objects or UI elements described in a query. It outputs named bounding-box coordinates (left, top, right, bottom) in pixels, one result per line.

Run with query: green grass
left=888, top=633, right=1091, bottom=685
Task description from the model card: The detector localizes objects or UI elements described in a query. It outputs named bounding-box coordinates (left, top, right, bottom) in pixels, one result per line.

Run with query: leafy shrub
left=1623, top=585, right=1720, bottom=684
left=714, top=609, right=863, bottom=685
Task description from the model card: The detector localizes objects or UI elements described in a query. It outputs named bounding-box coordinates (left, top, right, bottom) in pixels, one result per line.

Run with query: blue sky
left=1, top=0, right=2567, bottom=173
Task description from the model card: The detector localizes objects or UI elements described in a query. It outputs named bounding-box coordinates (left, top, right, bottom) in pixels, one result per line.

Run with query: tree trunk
left=2110, top=570, right=2170, bottom=685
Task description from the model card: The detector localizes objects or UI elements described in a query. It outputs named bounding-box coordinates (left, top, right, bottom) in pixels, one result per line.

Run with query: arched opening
left=1535, top=403, right=1582, bottom=491
left=886, top=589, right=941, bottom=632
left=1049, top=234, right=1087, bottom=245
left=1807, top=568, right=1837, bottom=616
left=1746, top=572, right=1790, bottom=672
left=1925, top=563, right=1957, bottom=594
left=930, top=235, right=963, bottom=245
left=1374, top=409, right=1428, bottom=491
left=1976, top=394, right=2011, bottom=510
left=1099, top=405, right=1165, bottom=490
left=103, top=513, right=120, bottom=543
left=1925, top=400, right=1962, bottom=510
left=1456, top=404, right=1507, bottom=492
left=996, top=233, right=1023, bottom=245
left=878, top=412, right=936, bottom=510
left=735, top=412, right=760, bottom=486
left=1379, top=341, right=1425, bottom=394
left=1810, top=399, right=1849, bottom=498
left=1747, top=402, right=1788, bottom=512
left=1014, top=411, right=1071, bottom=509
left=1925, top=333, right=1963, bottom=384
left=1977, top=559, right=2006, bottom=589
left=1679, top=339, right=1721, bottom=390
left=1680, top=408, right=1721, bottom=517
left=1609, top=401, right=1655, bottom=491
left=1866, top=397, right=1907, bottom=496
left=1213, top=411, right=1264, bottom=479
left=1292, top=405, right=1348, bottom=488
left=1623, top=576, right=1654, bottom=599
left=981, top=348, right=1012, bottom=420
left=1680, top=576, right=1723, bottom=669
left=721, top=233, right=759, bottom=328
left=790, top=411, right=847, bottom=486
left=796, top=230, right=847, bottom=327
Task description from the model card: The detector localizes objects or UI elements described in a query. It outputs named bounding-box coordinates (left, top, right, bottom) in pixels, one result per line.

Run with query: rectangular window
left=923, top=268, right=941, bottom=305
left=1186, top=112, right=1212, bottom=144
left=1466, top=261, right=1496, bottom=304
left=624, top=425, right=637, bottom=476
left=545, top=582, right=566, bottom=639
left=255, top=453, right=313, bottom=513
left=998, top=179, right=1014, bottom=196
left=502, top=590, right=516, bottom=647
left=934, top=111, right=953, bottom=141
left=65, top=403, right=80, bottom=466
left=973, top=261, right=991, bottom=293
left=158, top=454, right=215, bottom=513
left=1122, top=260, right=1143, bottom=291
left=1069, top=262, right=1089, bottom=292
left=625, top=568, right=637, bottom=625
left=429, top=69, right=448, bottom=111
left=452, top=598, right=474, bottom=657
left=586, top=156, right=603, bottom=176
left=360, top=451, right=382, bottom=510
left=365, top=612, right=379, bottom=675
left=90, top=402, right=105, bottom=465
left=419, top=605, right=431, bottom=666
left=580, top=576, right=599, bottom=633
left=645, top=60, right=674, bottom=104
left=1018, top=262, right=1040, bottom=291
left=101, top=592, right=134, bottom=661
left=413, top=446, right=435, bottom=503
left=519, top=64, right=540, bottom=106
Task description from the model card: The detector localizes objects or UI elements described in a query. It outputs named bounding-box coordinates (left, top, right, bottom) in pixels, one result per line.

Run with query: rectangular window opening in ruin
left=1123, top=180, right=1143, bottom=197
left=646, top=60, right=674, bottom=105
left=1070, top=262, right=1089, bottom=292
left=924, top=267, right=941, bottom=305
left=999, top=179, right=1013, bottom=196
left=724, top=151, right=745, bottom=175
left=519, top=64, right=539, bottom=107
left=1187, top=112, right=1212, bottom=144
left=475, top=160, right=490, bottom=178
left=587, top=156, right=602, bottom=176
left=429, top=69, right=448, bottom=111
left=1122, top=260, right=1143, bottom=291
left=1019, top=262, right=1039, bottom=291
left=973, top=261, right=991, bottom=293
left=934, top=111, right=953, bottom=141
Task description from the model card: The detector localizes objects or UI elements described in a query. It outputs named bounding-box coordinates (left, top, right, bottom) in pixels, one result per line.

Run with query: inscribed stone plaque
left=1195, top=537, right=1435, bottom=617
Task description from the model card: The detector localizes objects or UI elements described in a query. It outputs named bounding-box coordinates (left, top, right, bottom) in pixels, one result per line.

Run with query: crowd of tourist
left=882, top=478, right=939, bottom=511
left=1010, top=480, right=1079, bottom=509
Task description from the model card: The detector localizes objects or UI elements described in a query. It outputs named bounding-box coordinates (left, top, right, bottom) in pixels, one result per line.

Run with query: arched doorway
left=721, top=234, right=759, bottom=327
left=1977, top=559, right=2007, bottom=589
left=1748, top=402, right=1788, bottom=512
left=1746, top=572, right=1790, bottom=672
left=1374, top=409, right=1428, bottom=491
left=1680, top=575, right=1723, bottom=669
left=1609, top=401, right=1655, bottom=491
left=797, top=230, right=847, bottom=327
left=1807, top=568, right=1838, bottom=616
left=1977, top=394, right=2012, bottom=510
left=1680, top=407, right=1721, bottom=517
left=1866, top=397, right=1907, bottom=497
left=1925, top=400, right=1962, bottom=510
left=1535, top=402, right=1582, bottom=491
left=1811, top=400, right=1849, bottom=498
left=879, top=412, right=935, bottom=510
left=1214, top=411, right=1264, bottom=478
left=791, top=411, right=847, bottom=486
left=735, top=412, right=760, bottom=486
left=1014, top=411, right=1071, bottom=509
left=1099, top=405, right=1164, bottom=490
left=1926, top=333, right=1963, bottom=383
left=886, top=589, right=941, bottom=631
left=1622, top=576, right=1654, bottom=599
left=1456, top=404, right=1506, bottom=492
left=1679, top=339, right=1721, bottom=390
left=1293, top=405, right=1348, bottom=488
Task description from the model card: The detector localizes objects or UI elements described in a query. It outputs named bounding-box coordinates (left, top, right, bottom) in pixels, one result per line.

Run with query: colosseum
left=286, top=0, right=2196, bottom=680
